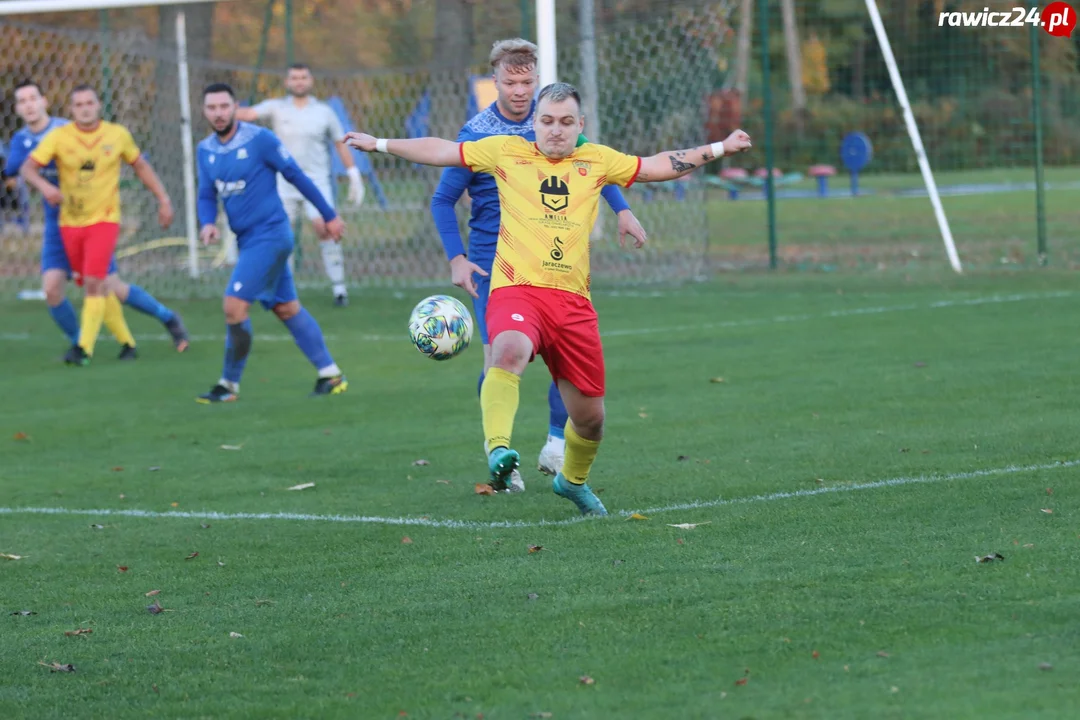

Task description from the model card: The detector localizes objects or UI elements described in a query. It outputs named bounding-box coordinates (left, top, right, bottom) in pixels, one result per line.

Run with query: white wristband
left=375, top=138, right=389, bottom=154
left=710, top=141, right=725, bottom=159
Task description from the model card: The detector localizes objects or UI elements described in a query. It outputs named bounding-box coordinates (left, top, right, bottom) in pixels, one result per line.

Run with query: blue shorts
left=41, top=224, right=117, bottom=276
left=468, top=243, right=496, bottom=345
left=227, top=237, right=297, bottom=310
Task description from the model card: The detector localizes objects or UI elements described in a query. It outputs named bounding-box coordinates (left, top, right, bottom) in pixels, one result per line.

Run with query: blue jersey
left=430, top=100, right=630, bottom=262
left=3, top=116, right=69, bottom=228
left=197, top=122, right=335, bottom=244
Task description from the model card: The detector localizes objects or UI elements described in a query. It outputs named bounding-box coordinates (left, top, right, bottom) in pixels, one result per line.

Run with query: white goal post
left=0, top=0, right=238, bottom=279
left=864, top=0, right=962, bottom=273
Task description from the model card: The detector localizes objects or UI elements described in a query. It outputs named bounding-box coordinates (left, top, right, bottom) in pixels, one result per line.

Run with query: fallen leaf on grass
left=528, top=545, right=544, bottom=553
left=579, top=675, right=595, bottom=685
left=976, top=553, right=1005, bottom=563
left=64, top=628, right=92, bottom=637
left=626, top=513, right=649, bottom=521
left=287, top=482, right=316, bottom=491
left=184, top=552, right=199, bottom=560
left=1046, top=488, right=1053, bottom=495
left=1039, top=662, right=1053, bottom=671
left=152, top=684, right=159, bottom=694
left=220, top=445, right=243, bottom=451
left=527, top=593, right=539, bottom=601
left=145, top=590, right=161, bottom=597
left=638, top=412, right=648, bottom=419
left=667, top=522, right=711, bottom=530
left=677, top=455, right=689, bottom=461
left=117, top=565, right=128, bottom=572
left=112, top=466, right=124, bottom=472
left=149, top=466, right=161, bottom=472
left=1040, top=508, right=1053, bottom=514
left=90, top=524, right=104, bottom=530
left=877, top=651, right=890, bottom=658
left=436, top=479, right=451, bottom=485
left=170, top=503, right=179, bottom=508
left=200, top=524, right=210, bottom=529
left=1, top=553, right=25, bottom=560
left=401, top=537, right=413, bottom=545
left=734, top=677, right=748, bottom=686
left=812, top=650, right=820, bottom=659
left=39, top=662, right=76, bottom=673
left=147, top=601, right=172, bottom=615
left=229, top=632, right=244, bottom=638
left=709, top=377, right=725, bottom=383
left=412, top=459, right=430, bottom=466
left=12, top=610, right=36, bottom=616
left=13, top=432, right=30, bottom=441
left=474, top=483, right=496, bottom=496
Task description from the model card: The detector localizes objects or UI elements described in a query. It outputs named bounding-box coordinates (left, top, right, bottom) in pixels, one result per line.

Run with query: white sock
left=319, top=240, right=346, bottom=295
left=547, top=434, right=566, bottom=450
left=318, top=363, right=343, bottom=379
left=218, top=378, right=239, bottom=393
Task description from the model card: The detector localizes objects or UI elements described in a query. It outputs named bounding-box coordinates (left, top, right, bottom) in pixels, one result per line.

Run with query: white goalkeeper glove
left=346, top=166, right=365, bottom=208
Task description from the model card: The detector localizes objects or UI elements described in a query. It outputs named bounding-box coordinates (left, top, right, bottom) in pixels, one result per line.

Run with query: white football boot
left=537, top=434, right=566, bottom=477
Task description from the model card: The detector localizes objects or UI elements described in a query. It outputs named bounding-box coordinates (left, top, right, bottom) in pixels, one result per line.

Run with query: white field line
left=1, top=459, right=1074, bottom=531
left=2, top=290, right=1071, bottom=345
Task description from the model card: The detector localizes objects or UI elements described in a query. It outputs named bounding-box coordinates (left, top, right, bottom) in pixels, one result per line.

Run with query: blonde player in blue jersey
left=195, top=83, right=348, bottom=403
left=430, top=39, right=648, bottom=491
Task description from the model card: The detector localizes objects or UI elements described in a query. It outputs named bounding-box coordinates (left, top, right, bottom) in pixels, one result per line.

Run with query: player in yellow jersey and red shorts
left=21, top=85, right=175, bottom=366
left=345, top=82, right=751, bottom=516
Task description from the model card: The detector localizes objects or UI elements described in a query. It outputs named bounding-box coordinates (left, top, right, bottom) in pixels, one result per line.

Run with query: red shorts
left=61, top=223, right=120, bottom=284
left=486, top=285, right=605, bottom=397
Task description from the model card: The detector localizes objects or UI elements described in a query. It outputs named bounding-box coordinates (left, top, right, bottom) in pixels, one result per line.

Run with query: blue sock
left=48, top=299, right=79, bottom=344
left=548, top=381, right=567, bottom=439
left=283, top=308, right=335, bottom=372
left=124, top=284, right=175, bottom=324
left=477, top=370, right=485, bottom=398
left=222, top=319, right=252, bottom=384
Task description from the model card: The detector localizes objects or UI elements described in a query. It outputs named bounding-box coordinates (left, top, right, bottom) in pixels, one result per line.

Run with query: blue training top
left=3, top=116, right=69, bottom=229
left=197, top=122, right=336, bottom=243
left=430, top=100, right=631, bottom=262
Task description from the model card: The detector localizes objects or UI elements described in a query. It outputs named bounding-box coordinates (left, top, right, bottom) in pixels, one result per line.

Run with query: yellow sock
left=480, top=367, right=520, bottom=452
left=563, top=421, right=601, bottom=485
left=78, top=295, right=107, bottom=356
left=102, top=293, right=135, bottom=347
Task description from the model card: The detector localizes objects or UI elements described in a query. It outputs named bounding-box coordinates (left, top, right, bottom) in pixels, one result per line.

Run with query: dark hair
left=537, top=82, right=582, bottom=110
left=287, top=63, right=311, bottom=73
left=14, top=79, right=44, bottom=96
left=202, top=82, right=235, bottom=99
left=70, top=83, right=97, bottom=98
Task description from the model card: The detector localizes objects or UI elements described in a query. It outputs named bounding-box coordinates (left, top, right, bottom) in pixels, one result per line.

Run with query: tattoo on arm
left=669, top=154, right=696, bottom=173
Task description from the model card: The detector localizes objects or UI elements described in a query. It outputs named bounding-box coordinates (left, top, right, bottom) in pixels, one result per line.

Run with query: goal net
left=0, top=0, right=733, bottom=300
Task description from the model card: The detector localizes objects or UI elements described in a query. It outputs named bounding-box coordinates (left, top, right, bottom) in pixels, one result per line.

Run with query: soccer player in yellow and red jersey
left=345, top=82, right=751, bottom=516
left=21, top=84, right=175, bottom=366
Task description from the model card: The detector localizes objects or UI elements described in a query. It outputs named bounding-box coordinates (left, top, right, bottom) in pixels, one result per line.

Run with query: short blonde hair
left=489, top=38, right=539, bottom=72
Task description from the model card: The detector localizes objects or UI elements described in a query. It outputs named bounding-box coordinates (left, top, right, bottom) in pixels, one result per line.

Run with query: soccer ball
left=408, top=294, right=474, bottom=361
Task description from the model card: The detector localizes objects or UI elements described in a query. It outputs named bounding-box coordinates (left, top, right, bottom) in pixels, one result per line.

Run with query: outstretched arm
left=636, top=129, right=752, bottom=184
left=343, top=132, right=464, bottom=168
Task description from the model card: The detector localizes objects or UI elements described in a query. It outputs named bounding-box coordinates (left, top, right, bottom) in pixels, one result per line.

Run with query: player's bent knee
left=223, top=296, right=250, bottom=324
left=272, top=300, right=301, bottom=321
left=83, top=277, right=105, bottom=296
left=490, top=332, right=531, bottom=373
left=104, top=274, right=129, bottom=300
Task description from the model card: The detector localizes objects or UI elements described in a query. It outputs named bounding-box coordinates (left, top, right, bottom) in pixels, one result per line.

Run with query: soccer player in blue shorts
left=3, top=80, right=189, bottom=357
left=430, top=39, right=647, bottom=490
left=195, top=82, right=348, bottom=403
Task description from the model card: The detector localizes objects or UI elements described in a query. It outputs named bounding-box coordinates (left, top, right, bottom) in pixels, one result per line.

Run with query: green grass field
left=3, top=268, right=1079, bottom=719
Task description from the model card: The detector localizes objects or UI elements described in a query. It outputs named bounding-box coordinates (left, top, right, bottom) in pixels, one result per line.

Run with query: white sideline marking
left=2, top=290, right=1072, bottom=345
left=1, top=459, right=1075, bottom=530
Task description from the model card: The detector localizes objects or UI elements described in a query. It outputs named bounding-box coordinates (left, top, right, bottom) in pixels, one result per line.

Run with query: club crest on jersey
left=572, top=160, right=591, bottom=177
left=78, top=159, right=96, bottom=183
left=237, top=148, right=248, bottom=160
left=538, top=171, right=571, bottom=213
left=103, top=144, right=113, bottom=157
